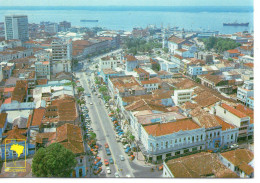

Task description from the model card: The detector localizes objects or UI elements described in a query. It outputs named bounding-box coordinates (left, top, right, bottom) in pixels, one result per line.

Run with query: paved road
left=78, top=71, right=134, bottom=178
left=75, top=48, right=163, bottom=178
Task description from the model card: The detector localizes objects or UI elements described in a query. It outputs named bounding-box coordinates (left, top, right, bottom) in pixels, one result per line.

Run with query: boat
left=80, top=20, right=98, bottom=22
left=223, top=22, right=249, bottom=26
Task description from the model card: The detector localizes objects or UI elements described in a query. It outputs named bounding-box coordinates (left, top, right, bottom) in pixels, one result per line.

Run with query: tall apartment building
left=51, top=39, right=72, bottom=61
left=51, top=39, right=72, bottom=74
left=4, top=15, right=29, bottom=42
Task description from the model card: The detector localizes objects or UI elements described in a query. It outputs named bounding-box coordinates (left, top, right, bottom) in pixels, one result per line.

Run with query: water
left=0, top=6, right=254, bottom=34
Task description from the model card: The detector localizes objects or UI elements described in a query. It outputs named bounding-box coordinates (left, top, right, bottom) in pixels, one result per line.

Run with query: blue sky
left=0, top=0, right=254, bottom=6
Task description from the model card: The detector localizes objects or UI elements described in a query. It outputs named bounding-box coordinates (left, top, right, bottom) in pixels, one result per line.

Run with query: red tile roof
left=221, top=103, right=247, bottom=118
left=227, top=49, right=240, bottom=54
left=168, top=35, right=185, bottom=44
left=221, top=149, right=254, bottom=175
left=4, top=87, right=15, bottom=93
left=125, top=55, right=137, bottom=61
left=143, top=118, right=200, bottom=136
left=173, top=54, right=183, bottom=60
left=215, top=116, right=236, bottom=131
left=0, top=113, right=8, bottom=128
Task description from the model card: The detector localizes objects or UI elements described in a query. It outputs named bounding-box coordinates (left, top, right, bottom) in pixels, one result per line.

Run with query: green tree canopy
left=202, top=37, right=241, bottom=53
left=32, top=143, right=77, bottom=177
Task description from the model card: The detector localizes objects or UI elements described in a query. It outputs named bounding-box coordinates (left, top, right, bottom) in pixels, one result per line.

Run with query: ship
left=223, top=22, right=249, bottom=26
left=80, top=20, right=98, bottom=22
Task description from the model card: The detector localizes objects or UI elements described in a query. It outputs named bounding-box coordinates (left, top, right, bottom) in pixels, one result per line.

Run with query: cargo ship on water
left=80, top=20, right=98, bottom=22
left=223, top=22, right=249, bottom=26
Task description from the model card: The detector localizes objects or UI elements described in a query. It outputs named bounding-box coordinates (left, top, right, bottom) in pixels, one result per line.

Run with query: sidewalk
left=132, top=151, right=155, bottom=167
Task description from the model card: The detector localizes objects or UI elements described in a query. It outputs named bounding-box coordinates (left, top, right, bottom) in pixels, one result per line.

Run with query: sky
left=0, top=0, right=254, bottom=6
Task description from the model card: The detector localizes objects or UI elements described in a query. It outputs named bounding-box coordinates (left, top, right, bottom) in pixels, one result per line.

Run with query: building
left=133, top=68, right=150, bottom=81
left=167, top=35, right=186, bottom=53
left=224, top=49, right=240, bottom=59
left=188, top=65, right=202, bottom=77
left=100, top=69, right=124, bottom=84
left=163, top=152, right=238, bottom=178
left=124, top=55, right=139, bottom=72
left=172, top=89, right=193, bottom=106
left=213, top=103, right=251, bottom=141
left=51, top=39, right=72, bottom=74
left=35, top=61, right=51, bottom=79
left=140, top=77, right=161, bottom=92
left=35, top=123, right=86, bottom=177
left=140, top=118, right=205, bottom=163
left=219, top=149, right=254, bottom=178
left=99, top=55, right=118, bottom=71
left=45, top=23, right=59, bottom=33
left=51, top=39, right=72, bottom=61
left=4, top=15, right=29, bottom=42
left=237, top=80, right=254, bottom=105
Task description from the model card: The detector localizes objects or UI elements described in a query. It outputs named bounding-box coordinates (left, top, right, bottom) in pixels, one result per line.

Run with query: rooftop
left=221, top=103, right=247, bottom=118
left=166, top=152, right=239, bottom=178
left=221, top=149, right=254, bottom=175
left=143, top=118, right=201, bottom=137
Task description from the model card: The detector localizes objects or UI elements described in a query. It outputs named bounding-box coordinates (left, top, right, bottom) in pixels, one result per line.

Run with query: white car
left=106, top=167, right=111, bottom=174
left=120, top=155, right=125, bottom=161
left=230, top=144, right=239, bottom=149
left=124, top=144, right=130, bottom=149
left=89, top=102, right=93, bottom=105
left=114, top=172, right=120, bottom=178
left=126, top=174, right=131, bottom=178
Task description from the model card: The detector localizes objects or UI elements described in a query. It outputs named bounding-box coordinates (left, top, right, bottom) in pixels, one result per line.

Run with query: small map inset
left=10, top=144, right=24, bottom=158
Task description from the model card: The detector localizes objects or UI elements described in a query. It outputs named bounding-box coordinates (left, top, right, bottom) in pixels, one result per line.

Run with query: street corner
left=0, top=158, right=33, bottom=178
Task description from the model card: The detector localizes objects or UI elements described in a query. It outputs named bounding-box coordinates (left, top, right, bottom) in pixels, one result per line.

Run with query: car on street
left=124, top=144, right=130, bottom=149
left=230, top=144, right=239, bottom=149
left=89, top=102, right=93, bottom=105
left=126, top=174, right=131, bottom=177
left=120, top=155, right=125, bottom=161
left=114, top=172, right=120, bottom=178
left=104, top=159, right=109, bottom=166
left=106, top=148, right=111, bottom=155
left=104, top=143, right=109, bottom=148
left=94, top=167, right=102, bottom=175
left=106, top=167, right=111, bottom=174
left=109, top=157, right=114, bottom=164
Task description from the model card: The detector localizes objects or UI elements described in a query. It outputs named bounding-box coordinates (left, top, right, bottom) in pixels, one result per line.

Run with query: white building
left=4, top=15, right=29, bottom=42
left=219, top=149, right=254, bottom=178
left=140, top=77, right=161, bottom=92
left=51, top=39, right=72, bottom=61
left=140, top=118, right=205, bottom=163
left=213, top=103, right=251, bottom=141
left=237, top=80, right=254, bottom=104
left=172, top=89, right=193, bottom=106
left=35, top=61, right=51, bottom=79
left=99, top=56, right=118, bottom=71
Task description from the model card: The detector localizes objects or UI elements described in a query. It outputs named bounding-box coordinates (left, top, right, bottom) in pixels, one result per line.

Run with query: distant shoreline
left=0, top=6, right=253, bottom=13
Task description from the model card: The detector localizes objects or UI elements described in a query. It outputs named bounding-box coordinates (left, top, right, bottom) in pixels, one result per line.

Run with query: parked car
left=114, top=172, right=120, bottom=178
left=109, top=157, right=114, bottom=164
left=125, top=147, right=131, bottom=153
left=129, top=155, right=135, bottom=161
left=94, top=167, right=102, bottom=175
left=104, top=143, right=109, bottom=148
left=106, top=167, right=111, bottom=174
left=120, top=155, right=125, bottom=161
left=106, top=148, right=111, bottom=155
left=230, top=144, right=239, bottom=149
left=158, top=165, right=163, bottom=171
left=104, top=159, right=109, bottom=166
left=124, top=144, right=130, bottom=149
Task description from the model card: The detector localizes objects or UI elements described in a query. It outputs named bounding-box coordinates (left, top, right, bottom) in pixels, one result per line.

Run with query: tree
left=152, top=63, right=160, bottom=71
left=32, top=143, right=77, bottom=177
left=89, top=132, right=96, bottom=140
left=99, top=86, right=108, bottom=93
left=103, top=95, right=111, bottom=102
left=77, top=87, right=84, bottom=93
left=163, top=48, right=169, bottom=53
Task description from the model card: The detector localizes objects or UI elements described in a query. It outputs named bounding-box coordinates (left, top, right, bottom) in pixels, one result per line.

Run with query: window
left=79, top=158, right=83, bottom=163
left=170, top=140, right=173, bottom=145
left=210, top=133, right=212, bottom=138
left=179, top=138, right=181, bottom=142
left=156, top=143, right=159, bottom=148
left=224, top=110, right=226, bottom=114
left=166, top=141, right=168, bottom=148
left=161, top=142, right=163, bottom=147
left=192, top=136, right=194, bottom=142
left=231, top=134, right=233, bottom=140
left=175, top=139, right=177, bottom=143
left=214, top=132, right=216, bottom=137
left=201, top=135, right=203, bottom=140
left=217, top=132, right=220, bottom=136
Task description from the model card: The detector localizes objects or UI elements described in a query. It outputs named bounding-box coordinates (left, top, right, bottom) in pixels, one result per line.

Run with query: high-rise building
left=51, top=39, right=72, bottom=61
left=4, top=15, right=29, bottom=42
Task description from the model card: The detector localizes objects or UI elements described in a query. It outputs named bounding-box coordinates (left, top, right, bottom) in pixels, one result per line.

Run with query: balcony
left=147, top=141, right=204, bottom=155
